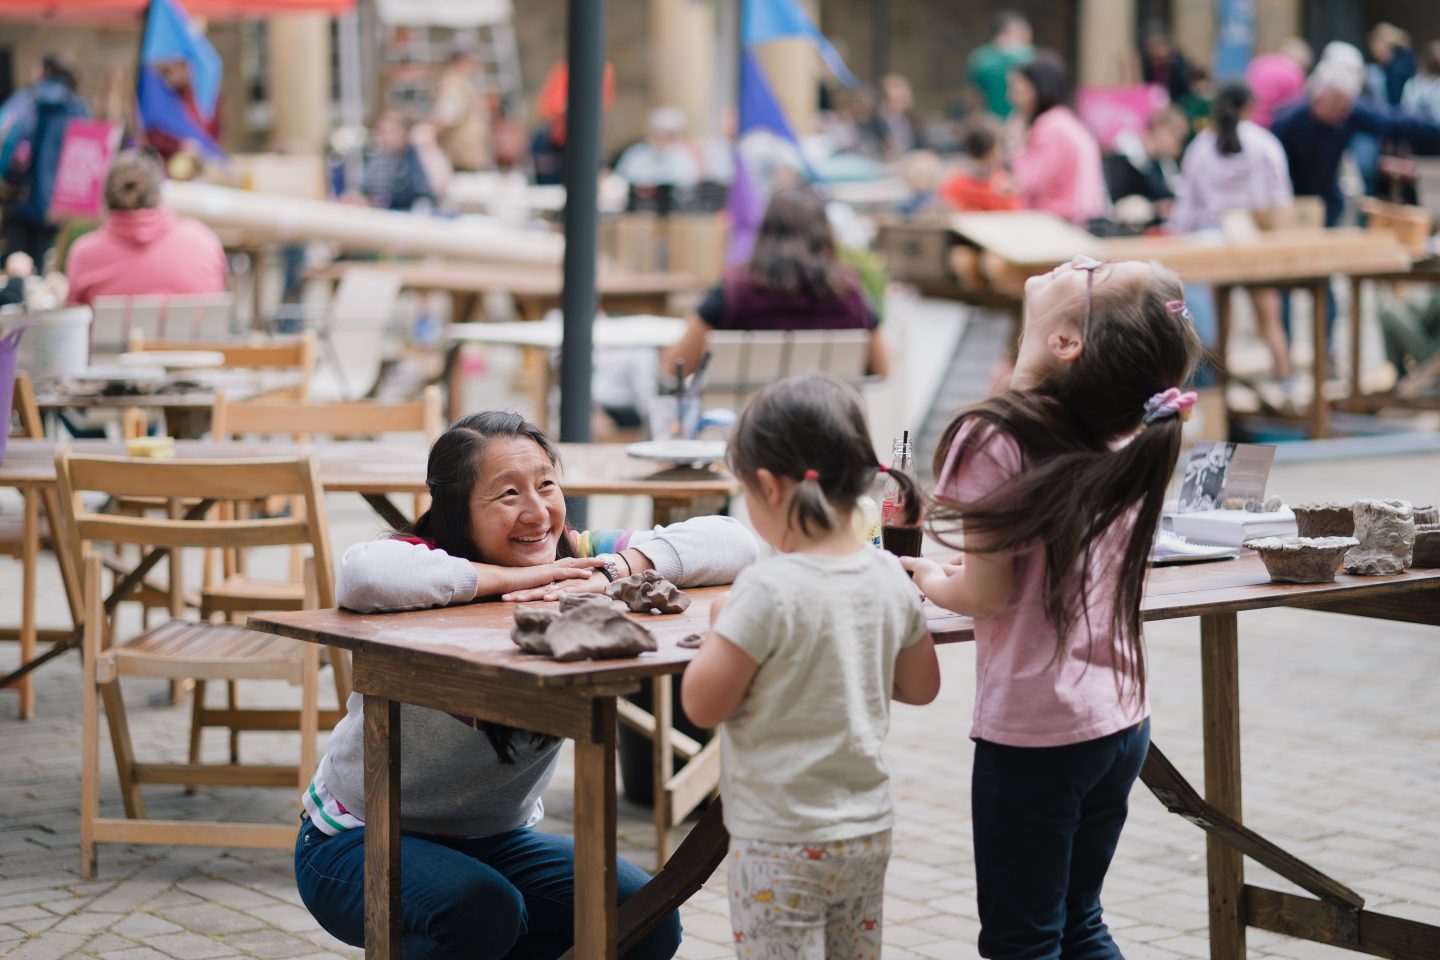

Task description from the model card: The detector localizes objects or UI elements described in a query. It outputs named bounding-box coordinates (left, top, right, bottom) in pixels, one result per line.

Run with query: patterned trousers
left=727, top=829, right=891, bottom=960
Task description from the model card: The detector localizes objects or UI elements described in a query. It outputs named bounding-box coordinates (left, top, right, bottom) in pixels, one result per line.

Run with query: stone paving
left=2, top=450, right=1438, bottom=960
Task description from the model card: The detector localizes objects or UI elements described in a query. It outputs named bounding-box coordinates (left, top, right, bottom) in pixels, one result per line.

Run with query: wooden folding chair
left=1, top=373, right=82, bottom=718
left=55, top=450, right=339, bottom=876
left=204, top=384, right=441, bottom=620
left=128, top=329, right=316, bottom=403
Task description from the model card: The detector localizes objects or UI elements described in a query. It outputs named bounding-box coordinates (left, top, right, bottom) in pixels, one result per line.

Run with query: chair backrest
left=9, top=371, right=43, bottom=439
left=54, top=450, right=335, bottom=608
left=700, top=329, right=872, bottom=410
left=212, top=385, right=442, bottom=443
left=128, top=329, right=316, bottom=401
left=92, top=294, right=237, bottom=353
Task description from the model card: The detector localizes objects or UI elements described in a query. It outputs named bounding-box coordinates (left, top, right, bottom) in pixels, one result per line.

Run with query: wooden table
left=311, top=261, right=700, bottom=323
left=252, top=556, right=1440, bottom=960
left=34, top=370, right=305, bottom=438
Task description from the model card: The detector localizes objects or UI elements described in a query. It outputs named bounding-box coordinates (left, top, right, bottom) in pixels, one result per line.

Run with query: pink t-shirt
left=935, top=421, right=1149, bottom=747
left=1012, top=107, right=1108, bottom=225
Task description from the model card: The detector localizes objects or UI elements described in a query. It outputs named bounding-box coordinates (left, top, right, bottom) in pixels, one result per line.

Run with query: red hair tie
left=802, top=469, right=819, bottom=481
left=876, top=464, right=888, bottom=474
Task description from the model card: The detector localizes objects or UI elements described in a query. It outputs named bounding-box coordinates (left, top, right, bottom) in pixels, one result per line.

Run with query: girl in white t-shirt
left=682, top=374, right=941, bottom=960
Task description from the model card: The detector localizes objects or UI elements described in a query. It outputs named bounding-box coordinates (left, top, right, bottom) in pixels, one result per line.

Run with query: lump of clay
left=1246, top=536, right=1358, bottom=584
left=1344, top=499, right=1415, bottom=576
left=543, top=600, right=657, bottom=661
left=1243, top=499, right=1264, bottom=513
left=606, top=569, right=692, bottom=614
left=1293, top=502, right=1354, bottom=538
left=511, top=607, right=560, bottom=654
left=1221, top=497, right=1248, bottom=511
left=1263, top=495, right=1283, bottom=512
left=559, top=592, right=628, bottom=614
left=678, top=633, right=704, bottom=649
left=1412, top=524, right=1440, bottom=568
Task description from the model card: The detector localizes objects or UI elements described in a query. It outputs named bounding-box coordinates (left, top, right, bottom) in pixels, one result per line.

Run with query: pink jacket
left=66, top=208, right=227, bottom=306
left=1012, top=107, right=1108, bottom=224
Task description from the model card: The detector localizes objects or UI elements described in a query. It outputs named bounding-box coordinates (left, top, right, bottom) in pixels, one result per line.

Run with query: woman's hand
left=501, top=570, right=609, bottom=603
left=481, top=557, right=604, bottom=601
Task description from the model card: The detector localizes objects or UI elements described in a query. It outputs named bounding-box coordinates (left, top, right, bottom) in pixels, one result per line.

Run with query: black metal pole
left=872, top=0, right=891, bottom=81
left=559, top=0, right=605, bottom=529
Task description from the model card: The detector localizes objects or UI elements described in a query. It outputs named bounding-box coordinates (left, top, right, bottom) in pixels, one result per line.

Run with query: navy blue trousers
left=972, top=718, right=1150, bottom=960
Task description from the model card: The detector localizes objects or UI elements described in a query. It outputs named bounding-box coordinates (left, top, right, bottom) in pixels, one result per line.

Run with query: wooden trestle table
left=250, top=557, right=1440, bottom=960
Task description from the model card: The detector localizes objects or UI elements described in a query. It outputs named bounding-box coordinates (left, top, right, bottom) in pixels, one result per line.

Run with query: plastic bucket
left=16, top=306, right=92, bottom=382
left=0, top=321, right=34, bottom=462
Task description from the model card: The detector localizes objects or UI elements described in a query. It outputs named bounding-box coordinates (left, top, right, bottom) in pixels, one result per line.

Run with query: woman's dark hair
left=404, top=410, right=571, bottom=761
left=1016, top=50, right=1072, bottom=122
left=1212, top=81, right=1252, bottom=156
left=747, top=187, right=852, bottom=298
left=728, top=374, right=919, bottom=537
left=41, top=54, right=77, bottom=90
left=928, top=262, right=1202, bottom=702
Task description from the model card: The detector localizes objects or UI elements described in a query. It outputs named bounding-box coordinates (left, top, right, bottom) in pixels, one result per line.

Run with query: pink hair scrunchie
left=1142, top=387, right=1199, bottom=425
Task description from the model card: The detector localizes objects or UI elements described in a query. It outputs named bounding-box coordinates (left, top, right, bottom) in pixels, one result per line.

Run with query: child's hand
left=900, top=556, right=948, bottom=596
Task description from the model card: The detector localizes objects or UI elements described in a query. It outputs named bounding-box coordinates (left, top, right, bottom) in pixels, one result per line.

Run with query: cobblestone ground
left=2, top=453, right=1437, bottom=960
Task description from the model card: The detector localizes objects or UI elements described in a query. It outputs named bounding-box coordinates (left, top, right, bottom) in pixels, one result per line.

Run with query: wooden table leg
left=1214, top=285, right=1233, bottom=393
left=1311, top=280, right=1331, bottom=438
left=1348, top=276, right=1364, bottom=412
left=19, top=488, right=38, bottom=718
left=652, top=677, right=674, bottom=868
left=1201, top=612, right=1245, bottom=960
left=574, top=697, right=619, bottom=960
left=363, top=692, right=401, bottom=960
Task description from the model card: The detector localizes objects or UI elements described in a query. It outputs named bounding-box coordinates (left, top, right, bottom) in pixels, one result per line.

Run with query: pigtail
left=789, top=470, right=835, bottom=537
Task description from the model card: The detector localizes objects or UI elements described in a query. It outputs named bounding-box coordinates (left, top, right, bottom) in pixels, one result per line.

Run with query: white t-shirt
left=713, top=547, right=928, bottom=843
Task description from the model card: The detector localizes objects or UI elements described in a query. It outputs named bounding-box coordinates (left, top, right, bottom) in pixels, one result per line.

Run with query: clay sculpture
left=1344, top=499, right=1416, bottom=575
left=1413, top=505, right=1439, bottom=526
left=1292, top=502, right=1355, bottom=538
left=559, top=592, right=628, bottom=614
left=1245, top=536, right=1358, bottom=584
left=606, top=569, right=692, bottom=614
left=509, top=602, right=657, bottom=661
left=678, top=633, right=705, bottom=649
left=1413, top=524, right=1440, bottom=568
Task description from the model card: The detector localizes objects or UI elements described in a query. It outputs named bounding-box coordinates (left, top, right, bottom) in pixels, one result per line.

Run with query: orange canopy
left=0, top=0, right=355, bottom=24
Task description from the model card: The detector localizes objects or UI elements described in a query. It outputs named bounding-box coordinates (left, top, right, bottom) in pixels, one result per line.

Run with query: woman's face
left=466, top=437, right=567, bottom=567
left=1007, top=70, right=1036, bottom=118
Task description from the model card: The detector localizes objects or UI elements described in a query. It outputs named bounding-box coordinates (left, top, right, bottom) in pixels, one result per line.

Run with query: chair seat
left=111, top=619, right=306, bottom=682
left=202, top=576, right=308, bottom=614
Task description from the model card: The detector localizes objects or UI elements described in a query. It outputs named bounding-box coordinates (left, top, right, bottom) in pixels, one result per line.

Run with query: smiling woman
left=293, top=410, right=758, bottom=960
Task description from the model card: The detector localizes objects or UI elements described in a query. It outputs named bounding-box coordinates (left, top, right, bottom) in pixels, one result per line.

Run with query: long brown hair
left=747, top=187, right=853, bottom=298
left=928, top=262, right=1201, bottom=700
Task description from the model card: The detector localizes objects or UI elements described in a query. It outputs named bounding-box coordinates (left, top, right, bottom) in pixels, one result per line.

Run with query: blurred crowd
left=7, top=13, right=1440, bottom=380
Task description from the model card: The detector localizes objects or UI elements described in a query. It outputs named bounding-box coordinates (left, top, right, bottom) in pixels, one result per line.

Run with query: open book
left=1150, top=529, right=1241, bottom=566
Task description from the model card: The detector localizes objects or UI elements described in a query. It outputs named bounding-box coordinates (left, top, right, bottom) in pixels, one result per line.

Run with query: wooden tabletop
left=248, top=556, right=1440, bottom=690
left=0, top=438, right=740, bottom=500
left=311, top=261, right=701, bottom=298
left=33, top=370, right=304, bottom=411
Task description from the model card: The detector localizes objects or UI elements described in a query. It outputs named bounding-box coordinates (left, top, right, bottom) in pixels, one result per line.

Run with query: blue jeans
left=294, top=817, right=681, bottom=960
left=972, top=719, right=1151, bottom=960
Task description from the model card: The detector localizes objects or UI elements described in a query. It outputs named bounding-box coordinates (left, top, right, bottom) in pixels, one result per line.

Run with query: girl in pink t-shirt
left=904, top=256, right=1203, bottom=960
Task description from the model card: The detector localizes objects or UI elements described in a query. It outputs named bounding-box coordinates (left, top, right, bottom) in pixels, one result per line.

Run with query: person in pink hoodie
left=66, top=149, right=226, bottom=306
left=1007, top=50, right=1107, bottom=224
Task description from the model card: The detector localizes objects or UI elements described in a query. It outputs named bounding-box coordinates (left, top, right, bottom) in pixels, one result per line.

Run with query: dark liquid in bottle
left=882, top=524, right=924, bottom=562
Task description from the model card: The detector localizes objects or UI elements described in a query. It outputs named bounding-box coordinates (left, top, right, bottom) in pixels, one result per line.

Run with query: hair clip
left=802, top=469, right=820, bottom=481
left=876, top=464, right=889, bottom=474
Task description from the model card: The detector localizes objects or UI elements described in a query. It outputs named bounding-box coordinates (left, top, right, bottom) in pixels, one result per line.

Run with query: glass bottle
left=881, top=431, right=923, bottom=561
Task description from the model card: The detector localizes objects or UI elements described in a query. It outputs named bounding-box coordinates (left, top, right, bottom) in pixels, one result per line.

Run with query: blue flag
left=741, top=0, right=858, bottom=89
left=137, top=66, right=225, bottom=162
left=142, top=0, right=222, bottom=122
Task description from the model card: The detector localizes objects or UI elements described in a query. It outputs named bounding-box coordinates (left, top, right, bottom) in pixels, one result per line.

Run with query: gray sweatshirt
left=312, top=516, right=757, bottom=837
